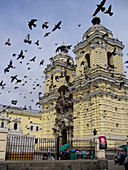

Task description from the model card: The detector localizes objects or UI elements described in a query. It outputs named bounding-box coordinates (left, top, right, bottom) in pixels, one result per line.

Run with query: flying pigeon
left=10, top=75, right=17, bottom=83
left=5, top=38, right=11, bottom=46
left=39, top=59, right=44, bottom=66
left=29, top=56, right=36, bottom=62
left=34, top=40, right=39, bottom=46
left=42, top=22, right=49, bottom=29
left=11, top=100, right=17, bottom=105
left=44, top=32, right=51, bottom=37
left=52, top=21, right=62, bottom=32
left=24, top=34, right=32, bottom=44
left=0, top=80, right=6, bottom=89
left=17, top=50, right=25, bottom=60
left=28, top=19, right=37, bottom=30
left=104, top=5, right=113, bottom=16
left=93, top=0, right=106, bottom=16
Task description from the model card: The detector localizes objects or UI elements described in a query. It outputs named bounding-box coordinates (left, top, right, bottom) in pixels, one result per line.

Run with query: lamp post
left=93, top=128, right=97, bottom=136
left=56, top=134, right=59, bottom=160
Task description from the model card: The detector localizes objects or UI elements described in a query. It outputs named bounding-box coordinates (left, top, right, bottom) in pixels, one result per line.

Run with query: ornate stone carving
left=53, top=85, right=73, bottom=145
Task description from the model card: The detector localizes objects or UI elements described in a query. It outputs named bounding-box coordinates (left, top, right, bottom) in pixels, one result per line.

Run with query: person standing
left=47, top=149, right=51, bottom=160
left=82, top=150, right=85, bottom=159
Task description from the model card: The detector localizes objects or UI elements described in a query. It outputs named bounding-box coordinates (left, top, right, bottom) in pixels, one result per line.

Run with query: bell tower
left=71, top=17, right=128, bottom=151
left=40, top=44, right=75, bottom=139
left=73, top=16, right=124, bottom=78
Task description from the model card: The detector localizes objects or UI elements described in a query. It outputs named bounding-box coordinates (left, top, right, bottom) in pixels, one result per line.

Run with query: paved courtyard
left=108, top=160, right=125, bottom=170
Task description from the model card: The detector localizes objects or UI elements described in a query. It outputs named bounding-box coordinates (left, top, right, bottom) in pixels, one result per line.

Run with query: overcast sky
left=0, top=0, right=128, bottom=110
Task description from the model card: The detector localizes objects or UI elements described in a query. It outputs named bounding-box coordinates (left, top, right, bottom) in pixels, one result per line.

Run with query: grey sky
left=0, top=0, right=128, bottom=110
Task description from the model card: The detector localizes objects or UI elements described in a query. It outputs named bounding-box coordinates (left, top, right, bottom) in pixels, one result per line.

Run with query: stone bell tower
left=39, top=44, right=76, bottom=139
left=71, top=16, right=128, bottom=151
left=74, top=16, right=124, bottom=78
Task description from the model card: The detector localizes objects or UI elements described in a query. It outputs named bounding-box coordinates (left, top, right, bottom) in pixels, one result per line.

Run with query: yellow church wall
left=72, top=76, right=128, bottom=141
left=75, top=46, right=90, bottom=77
left=106, top=43, right=124, bottom=74
left=44, top=72, right=51, bottom=93
left=41, top=98, right=57, bottom=139
left=44, top=62, right=75, bottom=93
left=1, top=108, right=42, bottom=140
left=117, top=54, right=124, bottom=74
left=39, top=17, right=128, bottom=151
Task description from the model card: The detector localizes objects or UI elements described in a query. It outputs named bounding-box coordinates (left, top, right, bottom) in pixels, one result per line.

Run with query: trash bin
left=70, top=149, right=76, bottom=160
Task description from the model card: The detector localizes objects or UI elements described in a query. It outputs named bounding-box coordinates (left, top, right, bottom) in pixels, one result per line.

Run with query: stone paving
left=108, top=160, right=125, bottom=170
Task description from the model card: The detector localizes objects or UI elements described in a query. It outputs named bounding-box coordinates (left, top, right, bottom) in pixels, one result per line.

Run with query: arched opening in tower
left=107, top=52, right=114, bottom=69
left=66, top=75, right=70, bottom=84
left=85, top=54, right=90, bottom=68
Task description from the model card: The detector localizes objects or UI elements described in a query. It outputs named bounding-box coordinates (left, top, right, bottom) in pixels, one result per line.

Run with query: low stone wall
left=0, top=159, right=108, bottom=170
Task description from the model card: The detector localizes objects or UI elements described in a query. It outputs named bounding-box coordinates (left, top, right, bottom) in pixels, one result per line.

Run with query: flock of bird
left=0, top=20, right=64, bottom=109
left=0, top=0, right=128, bottom=110
left=0, top=15, right=76, bottom=110
left=27, top=20, right=62, bottom=38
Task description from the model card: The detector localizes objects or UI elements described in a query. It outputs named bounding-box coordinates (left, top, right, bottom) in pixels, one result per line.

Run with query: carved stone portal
left=53, top=85, right=73, bottom=146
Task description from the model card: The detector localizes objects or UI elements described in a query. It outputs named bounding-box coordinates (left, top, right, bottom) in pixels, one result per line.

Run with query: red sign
left=99, top=136, right=107, bottom=149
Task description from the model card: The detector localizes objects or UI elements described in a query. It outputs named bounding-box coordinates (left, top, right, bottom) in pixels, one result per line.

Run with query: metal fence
left=6, top=134, right=56, bottom=160
left=6, top=134, right=96, bottom=160
left=34, top=138, right=56, bottom=160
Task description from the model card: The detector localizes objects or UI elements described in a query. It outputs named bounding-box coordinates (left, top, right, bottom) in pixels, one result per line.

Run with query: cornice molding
left=73, top=32, right=124, bottom=53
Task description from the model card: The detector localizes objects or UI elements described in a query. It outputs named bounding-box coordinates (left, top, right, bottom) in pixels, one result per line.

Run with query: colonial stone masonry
left=39, top=17, right=128, bottom=151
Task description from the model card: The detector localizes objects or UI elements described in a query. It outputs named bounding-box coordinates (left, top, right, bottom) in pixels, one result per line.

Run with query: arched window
left=107, top=52, right=114, bottom=69
left=1, top=122, right=4, bottom=128
left=85, top=54, right=90, bottom=68
left=14, top=123, right=18, bottom=130
left=66, top=75, right=70, bottom=84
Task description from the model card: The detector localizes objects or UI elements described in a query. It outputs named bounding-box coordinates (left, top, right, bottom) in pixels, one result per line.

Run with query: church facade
left=0, top=17, right=128, bottom=153
left=39, top=17, right=128, bottom=151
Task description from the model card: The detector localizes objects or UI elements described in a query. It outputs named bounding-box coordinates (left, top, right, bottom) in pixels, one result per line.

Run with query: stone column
left=94, top=135, right=105, bottom=159
left=0, top=129, right=8, bottom=160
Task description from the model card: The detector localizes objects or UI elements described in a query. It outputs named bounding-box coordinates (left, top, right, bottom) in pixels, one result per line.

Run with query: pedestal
left=94, top=135, right=105, bottom=159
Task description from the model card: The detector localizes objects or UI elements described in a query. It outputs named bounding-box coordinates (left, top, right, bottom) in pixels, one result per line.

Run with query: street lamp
left=93, top=129, right=97, bottom=136
left=56, top=133, right=59, bottom=160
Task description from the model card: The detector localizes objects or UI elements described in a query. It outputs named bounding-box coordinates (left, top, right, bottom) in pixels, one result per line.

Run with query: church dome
left=82, top=17, right=113, bottom=41
left=44, top=45, right=75, bottom=74
left=52, top=52, right=74, bottom=66
left=50, top=43, right=74, bottom=67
